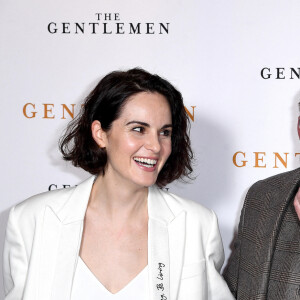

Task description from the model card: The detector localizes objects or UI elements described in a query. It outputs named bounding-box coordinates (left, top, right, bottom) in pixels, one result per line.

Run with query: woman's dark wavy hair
left=59, top=68, right=193, bottom=187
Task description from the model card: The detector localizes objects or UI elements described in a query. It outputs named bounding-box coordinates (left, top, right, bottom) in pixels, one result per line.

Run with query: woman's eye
left=160, top=129, right=171, bottom=137
left=132, top=127, right=145, bottom=133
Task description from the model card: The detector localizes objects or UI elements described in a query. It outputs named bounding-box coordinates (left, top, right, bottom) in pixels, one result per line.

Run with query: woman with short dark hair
left=60, top=68, right=192, bottom=187
left=3, top=68, right=233, bottom=300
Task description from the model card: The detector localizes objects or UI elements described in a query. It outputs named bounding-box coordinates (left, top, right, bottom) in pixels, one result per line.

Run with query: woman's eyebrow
left=126, top=121, right=150, bottom=127
left=126, top=121, right=172, bottom=129
left=161, top=124, right=172, bottom=129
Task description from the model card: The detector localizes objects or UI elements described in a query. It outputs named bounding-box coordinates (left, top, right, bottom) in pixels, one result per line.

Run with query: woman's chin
left=133, top=176, right=158, bottom=188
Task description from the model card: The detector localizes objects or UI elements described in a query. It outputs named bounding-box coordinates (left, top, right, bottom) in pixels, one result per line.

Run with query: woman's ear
left=91, top=120, right=107, bottom=148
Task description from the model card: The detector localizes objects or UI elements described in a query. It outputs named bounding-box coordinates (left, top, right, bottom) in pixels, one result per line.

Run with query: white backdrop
left=1, top=0, right=300, bottom=297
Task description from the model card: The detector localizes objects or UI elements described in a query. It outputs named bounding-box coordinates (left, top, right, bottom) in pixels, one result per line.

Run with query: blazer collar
left=49, top=176, right=177, bottom=225
left=148, top=185, right=176, bottom=224
left=50, top=176, right=96, bottom=224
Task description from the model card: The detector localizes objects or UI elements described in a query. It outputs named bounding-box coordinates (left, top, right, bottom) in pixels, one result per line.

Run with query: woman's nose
left=145, top=133, right=161, bottom=153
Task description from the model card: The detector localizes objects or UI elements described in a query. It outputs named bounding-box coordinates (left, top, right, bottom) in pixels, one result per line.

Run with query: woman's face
left=99, top=92, right=172, bottom=189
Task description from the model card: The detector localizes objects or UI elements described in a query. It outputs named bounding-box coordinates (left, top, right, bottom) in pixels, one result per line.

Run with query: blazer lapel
left=38, top=176, right=96, bottom=300
left=148, top=187, right=186, bottom=300
left=168, top=211, right=186, bottom=299
left=37, top=206, right=63, bottom=300
left=50, top=221, right=83, bottom=300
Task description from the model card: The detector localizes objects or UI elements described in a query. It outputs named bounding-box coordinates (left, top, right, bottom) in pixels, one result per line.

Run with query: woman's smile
left=133, top=156, right=158, bottom=171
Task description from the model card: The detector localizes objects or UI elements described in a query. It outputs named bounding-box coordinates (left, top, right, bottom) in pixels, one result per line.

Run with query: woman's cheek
left=163, top=139, right=172, bottom=158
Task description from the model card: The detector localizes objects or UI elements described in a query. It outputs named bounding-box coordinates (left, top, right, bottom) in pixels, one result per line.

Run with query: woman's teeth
left=134, top=157, right=157, bottom=168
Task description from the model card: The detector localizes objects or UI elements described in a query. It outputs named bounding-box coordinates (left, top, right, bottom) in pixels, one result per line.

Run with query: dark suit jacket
left=224, top=168, right=300, bottom=300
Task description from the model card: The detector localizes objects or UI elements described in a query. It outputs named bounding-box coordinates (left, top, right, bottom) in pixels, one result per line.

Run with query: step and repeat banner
left=1, top=0, right=300, bottom=297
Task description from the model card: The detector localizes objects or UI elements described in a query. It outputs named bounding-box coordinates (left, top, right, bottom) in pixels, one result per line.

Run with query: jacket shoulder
left=12, top=186, right=76, bottom=222
left=248, top=167, right=300, bottom=197
left=159, top=189, right=224, bottom=269
left=159, top=189, right=215, bottom=224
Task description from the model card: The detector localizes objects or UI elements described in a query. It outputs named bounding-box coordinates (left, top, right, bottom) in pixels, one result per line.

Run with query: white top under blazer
left=3, top=176, right=234, bottom=300
left=71, top=258, right=149, bottom=300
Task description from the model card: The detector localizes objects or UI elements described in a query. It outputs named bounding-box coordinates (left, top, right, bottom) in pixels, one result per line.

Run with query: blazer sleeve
left=223, top=182, right=255, bottom=298
left=205, top=210, right=235, bottom=300
left=3, top=206, right=28, bottom=300
left=222, top=207, right=245, bottom=298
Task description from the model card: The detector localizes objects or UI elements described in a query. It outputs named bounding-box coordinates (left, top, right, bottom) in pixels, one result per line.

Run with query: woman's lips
left=133, top=157, right=158, bottom=172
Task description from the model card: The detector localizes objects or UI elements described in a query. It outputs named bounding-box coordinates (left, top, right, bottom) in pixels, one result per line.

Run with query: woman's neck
left=88, top=174, right=148, bottom=224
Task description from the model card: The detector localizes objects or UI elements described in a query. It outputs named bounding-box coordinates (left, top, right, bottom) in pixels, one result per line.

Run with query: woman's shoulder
left=10, top=176, right=95, bottom=227
left=11, top=185, right=77, bottom=222
left=154, top=187, right=215, bottom=224
left=4, top=186, right=78, bottom=251
left=155, top=187, right=221, bottom=250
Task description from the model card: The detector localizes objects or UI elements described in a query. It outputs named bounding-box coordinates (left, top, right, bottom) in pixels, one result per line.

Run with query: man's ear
left=91, top=120, right=107, bottom=148
left=294, top=187, right=300, bottom=221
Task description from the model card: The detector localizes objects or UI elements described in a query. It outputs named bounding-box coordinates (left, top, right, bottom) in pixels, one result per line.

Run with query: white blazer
left=3, top=176, right=234, bottom=300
